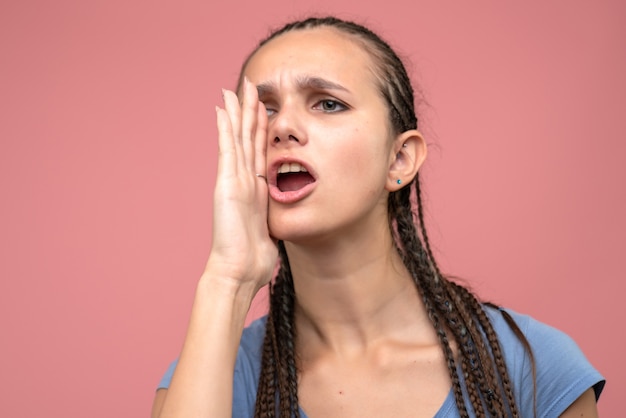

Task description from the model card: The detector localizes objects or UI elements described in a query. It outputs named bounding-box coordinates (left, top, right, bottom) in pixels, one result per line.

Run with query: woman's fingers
left=222, top=89, right=242, bottom=148
left=220, top=82, right=265, bottom=177
left=215, top=105, right=237, bottom=176
left=240, top=78, right=259, bottom=171
left=221, top=89, right=245, bottom=177
left=254, top=102, right=268, bottom=178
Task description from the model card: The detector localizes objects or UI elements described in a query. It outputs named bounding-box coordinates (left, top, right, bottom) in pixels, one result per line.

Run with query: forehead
left=243, top=27, right=379, bottom=91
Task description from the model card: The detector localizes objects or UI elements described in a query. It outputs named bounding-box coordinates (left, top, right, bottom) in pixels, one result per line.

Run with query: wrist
left=197, top=269, right=259, bottom=308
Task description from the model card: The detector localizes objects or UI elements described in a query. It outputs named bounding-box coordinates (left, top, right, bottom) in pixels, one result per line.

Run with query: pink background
left=1, top=1, right=623, bottom=416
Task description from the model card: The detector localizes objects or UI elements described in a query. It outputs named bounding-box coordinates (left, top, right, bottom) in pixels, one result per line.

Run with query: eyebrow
left=256, top=76, right=350, bottom=99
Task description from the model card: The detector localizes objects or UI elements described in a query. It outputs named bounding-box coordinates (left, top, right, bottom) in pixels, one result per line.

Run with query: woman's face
left=243, top=27, right=399, bottom=244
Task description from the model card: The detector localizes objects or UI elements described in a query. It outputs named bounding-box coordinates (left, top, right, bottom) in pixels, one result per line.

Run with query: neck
left=283, top=221, right=431, bottom=357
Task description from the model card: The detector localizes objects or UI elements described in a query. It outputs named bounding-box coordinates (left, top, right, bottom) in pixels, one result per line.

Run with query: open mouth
left=276, top=162, right=316, bottom=192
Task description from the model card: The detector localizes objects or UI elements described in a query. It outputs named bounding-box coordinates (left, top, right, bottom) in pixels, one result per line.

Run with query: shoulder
left=485, top=306, right=598, bottom=374
left=485, top=305, right=577, bottom=357
left=483, top=305, right=605, bottom=416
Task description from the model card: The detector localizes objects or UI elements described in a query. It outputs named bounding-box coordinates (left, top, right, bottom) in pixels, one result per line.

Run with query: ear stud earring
left=397, top=179, right=402, bottom=185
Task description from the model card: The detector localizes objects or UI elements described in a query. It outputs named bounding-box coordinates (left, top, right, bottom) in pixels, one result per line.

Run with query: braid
left=244, top=15, right=536, bottom=417
left=447, top=281, right=498, bottom=416
left=488, top=302, right=538, bottom=417
left=255, top=282, right=277, bottom=417
left=455, top=284, right=526, bottom=417
left=254, top=243, right=300, bottom=417
left=275, top=244, right=299, bottom=417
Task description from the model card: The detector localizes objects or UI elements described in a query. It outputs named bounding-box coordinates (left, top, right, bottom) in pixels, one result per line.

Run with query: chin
left=268, top=207, right=308, bottom=240
left=268, top=217, right=327, bottom=246
left=269, top=222, right=306, bottom=243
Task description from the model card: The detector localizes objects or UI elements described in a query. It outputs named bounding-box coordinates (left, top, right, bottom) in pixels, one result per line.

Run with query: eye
left=261, top=101, right=277, bottom=117
left=313, top=99, right=347, bottom=113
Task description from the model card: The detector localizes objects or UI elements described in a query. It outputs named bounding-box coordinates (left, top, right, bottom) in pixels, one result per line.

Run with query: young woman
left=151, top=17, right=604, bottom=417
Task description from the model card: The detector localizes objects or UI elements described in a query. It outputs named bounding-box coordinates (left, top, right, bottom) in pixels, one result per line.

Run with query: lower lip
left=268, top=182, right=316, bottom=204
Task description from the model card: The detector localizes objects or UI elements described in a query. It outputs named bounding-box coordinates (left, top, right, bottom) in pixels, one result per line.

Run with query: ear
left=385, top=129, right=427, bottom=191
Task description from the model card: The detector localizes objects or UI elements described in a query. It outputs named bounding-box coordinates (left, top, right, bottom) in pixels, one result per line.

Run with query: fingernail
left=221, top=88, right=226, bottom=99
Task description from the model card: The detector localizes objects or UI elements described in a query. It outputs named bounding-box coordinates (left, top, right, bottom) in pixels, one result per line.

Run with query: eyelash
left=312, top=99, right=348, bottom=113
left=264, top=106, right=277, bottom=117
left=263, top=98, right=348, bottom=117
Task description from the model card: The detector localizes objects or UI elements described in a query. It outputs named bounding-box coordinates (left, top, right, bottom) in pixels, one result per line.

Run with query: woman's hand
left=205, top=77, right=277, bottom=293
left=152, top=80, right=275, bottom=418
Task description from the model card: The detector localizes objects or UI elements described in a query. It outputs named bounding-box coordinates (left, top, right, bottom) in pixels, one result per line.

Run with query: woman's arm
left=152, top=388, right=167, bottom=418
left=559, top=388, right=599, bottom=418
left=151, top=278, right=254, bottom=418
left=152, top=79, right=277, bottom=418
left=153, top=275, right=258, bottom=418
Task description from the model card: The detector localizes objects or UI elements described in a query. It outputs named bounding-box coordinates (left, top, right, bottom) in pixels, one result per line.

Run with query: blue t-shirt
left=158, top=307, right=604, bottom=417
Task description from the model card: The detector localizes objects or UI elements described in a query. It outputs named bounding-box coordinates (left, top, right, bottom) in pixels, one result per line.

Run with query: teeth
left=278, top=162, right=308, bottom=174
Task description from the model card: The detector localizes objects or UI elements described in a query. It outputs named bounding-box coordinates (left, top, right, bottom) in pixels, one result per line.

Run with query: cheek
left=348, top=127, right=390, bottom=172
left=310, top=116, right=392, bottom=183
left=334, top=138, right=390, bottom=194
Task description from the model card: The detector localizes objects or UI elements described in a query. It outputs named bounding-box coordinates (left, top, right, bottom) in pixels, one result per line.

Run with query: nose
left=268, top=103, right=307, bottom=147
left=273, top=134, right=299, bottom=144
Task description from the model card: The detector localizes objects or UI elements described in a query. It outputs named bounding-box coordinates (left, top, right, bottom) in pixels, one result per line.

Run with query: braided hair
left=241, top=16, right=536, bottom=417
